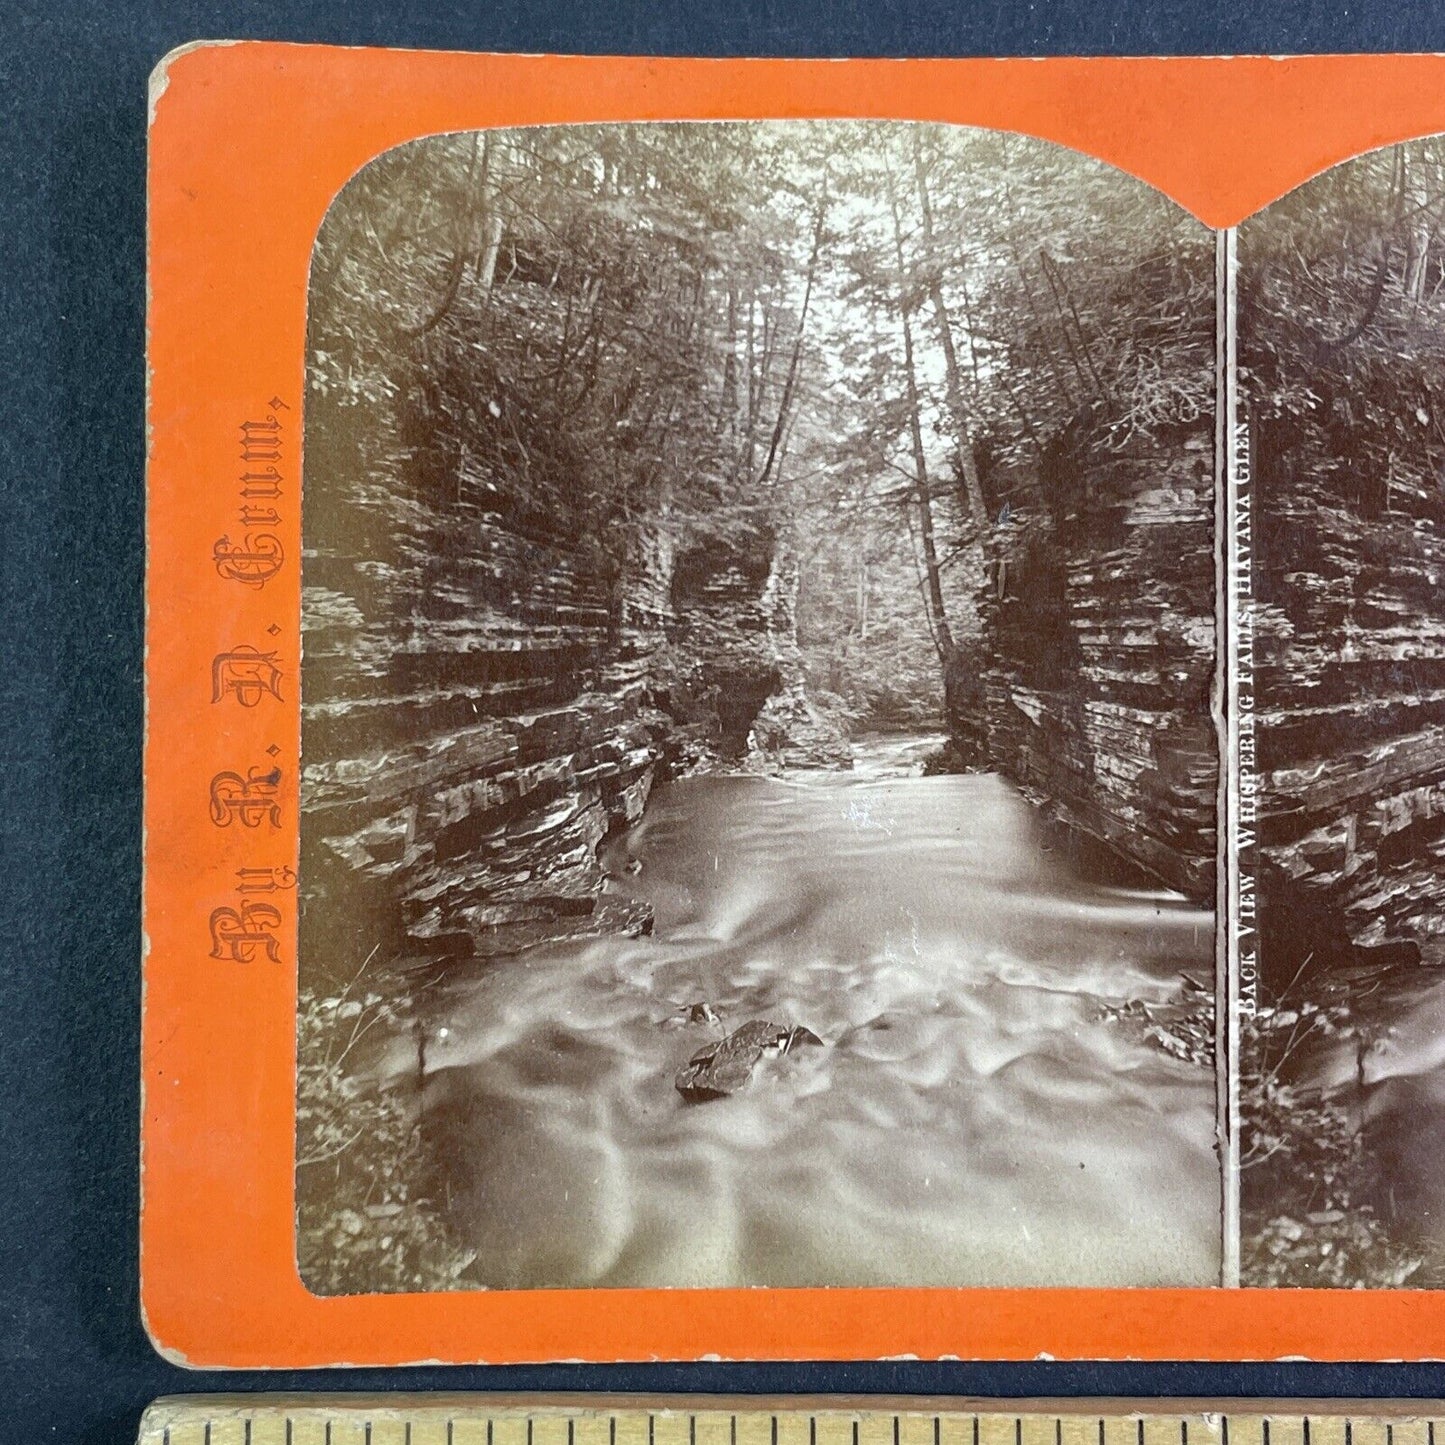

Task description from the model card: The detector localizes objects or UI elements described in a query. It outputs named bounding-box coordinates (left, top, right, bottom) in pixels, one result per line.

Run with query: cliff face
left=967, top=430, right=1218, bottom=900
left=1253, top=374, right=1445, bottom=976
left=300, top=453, right=787, bottom=983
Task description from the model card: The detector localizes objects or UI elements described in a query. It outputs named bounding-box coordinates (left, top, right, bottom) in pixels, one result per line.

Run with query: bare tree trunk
left=912, top=133, right=987, bottom=529
left=743, top=293, right=760, bottom=482
left=886, top=161, right=955, bottom=664
left=758, top=183, right=828, bottom=489
left=721, top=278, right=740, bottom=428
left=1403, top=151, right=1433, bottom=308
left=477, top=134, right=506, bottom=296
left=402, top=134, right=483, bottom=338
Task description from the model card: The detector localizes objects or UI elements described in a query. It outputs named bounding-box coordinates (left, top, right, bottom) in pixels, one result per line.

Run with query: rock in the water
left=674, top=1019, right=824, bottom=1101
left=746, top=685, right=854, bottom=773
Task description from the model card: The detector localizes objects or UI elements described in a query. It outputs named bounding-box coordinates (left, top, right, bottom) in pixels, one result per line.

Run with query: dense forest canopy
left=1243, top=140, right=1445, bottom=526
left=308, top=120, right=1212, bottom=731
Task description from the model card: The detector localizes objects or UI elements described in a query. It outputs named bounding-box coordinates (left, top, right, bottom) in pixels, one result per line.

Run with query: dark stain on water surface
left=371, top=737, right=1219, bottom=1290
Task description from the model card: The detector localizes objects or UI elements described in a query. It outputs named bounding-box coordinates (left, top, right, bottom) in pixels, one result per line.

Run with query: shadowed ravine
left=370, top=739, right=1219, bottom=1290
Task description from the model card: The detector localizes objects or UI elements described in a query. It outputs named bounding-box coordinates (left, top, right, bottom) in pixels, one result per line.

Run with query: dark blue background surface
left=7, top=3, right=1445, bottom=1440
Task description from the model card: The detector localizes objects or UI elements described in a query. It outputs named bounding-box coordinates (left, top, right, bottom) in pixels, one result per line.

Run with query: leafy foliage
left=309, top=125, right=831, bottom=599
left=1242, top=139, right=1445, bottom=522
left=1240, top=1003, right=1420, bottom=1288
left=297, top=986, right=477, bottom=1295
left=310, top=122, right=1214, bottom=737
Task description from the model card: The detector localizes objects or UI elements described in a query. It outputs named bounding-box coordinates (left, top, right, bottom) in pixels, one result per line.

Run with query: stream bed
left=376, top=739, right=1220, bottom=1289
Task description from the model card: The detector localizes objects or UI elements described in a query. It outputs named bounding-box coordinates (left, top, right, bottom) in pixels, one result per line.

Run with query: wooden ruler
left=137, top=1397, right=1445, bottom=1445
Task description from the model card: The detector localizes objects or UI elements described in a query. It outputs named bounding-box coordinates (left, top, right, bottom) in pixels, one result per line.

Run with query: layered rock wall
left=969, top=433, right=1218, bottom=900
left=300, top=455, right=677, bottom=979
left=300, top=419, right=811, bottom=986
left=1253, top=384, right=1445, bottom=974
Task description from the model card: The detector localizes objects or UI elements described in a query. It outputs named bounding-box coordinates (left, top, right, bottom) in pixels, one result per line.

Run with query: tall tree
left=912, top=130, right=988, bottom=529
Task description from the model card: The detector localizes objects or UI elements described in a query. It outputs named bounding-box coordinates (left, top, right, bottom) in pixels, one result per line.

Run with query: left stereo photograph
left=294, top=119, right=1222, bottom=1296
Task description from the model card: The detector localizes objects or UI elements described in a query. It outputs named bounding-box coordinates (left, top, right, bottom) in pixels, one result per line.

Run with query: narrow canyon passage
left=371, top=737, right=1219, bottom=1290
left=296, top=121, right=1221, bottom=1296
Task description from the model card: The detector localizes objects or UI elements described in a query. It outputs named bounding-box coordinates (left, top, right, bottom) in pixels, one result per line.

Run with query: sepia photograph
left=1240, top=137, right=1445, bottom=1287
left=295, top=120, right=1221, bottom=1295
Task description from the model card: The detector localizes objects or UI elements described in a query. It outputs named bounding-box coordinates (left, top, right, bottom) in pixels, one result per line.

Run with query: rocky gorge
left=300, top=423, right=1224, bottom=1002
left=1237, top=140, right=1445, bottom=1287
left=299, top=464, right=817, bottom=985
left=294, top=121, right=1223, bottom=1293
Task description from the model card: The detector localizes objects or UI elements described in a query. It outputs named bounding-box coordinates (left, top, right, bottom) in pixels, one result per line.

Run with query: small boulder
left=675, top=1019, right=824, bottom=1102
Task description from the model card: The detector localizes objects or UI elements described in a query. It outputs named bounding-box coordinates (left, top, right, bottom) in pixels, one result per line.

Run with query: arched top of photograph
left=305, top=120, right=1214, bottom=531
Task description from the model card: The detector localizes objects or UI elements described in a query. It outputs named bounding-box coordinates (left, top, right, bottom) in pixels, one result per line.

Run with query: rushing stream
left=376, top=736, right=1219, bottom=1289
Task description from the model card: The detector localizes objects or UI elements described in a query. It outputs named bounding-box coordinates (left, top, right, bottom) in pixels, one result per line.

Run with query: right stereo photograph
left=1239, top=136, right=1445, bottom=1287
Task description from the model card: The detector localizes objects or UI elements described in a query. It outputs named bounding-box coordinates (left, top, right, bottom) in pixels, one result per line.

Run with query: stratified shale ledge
left=1252, top=366, right=1445, bottom=978
left=300, top=474, right=803, bottom=979
left=961, top=422, right=1218, bottom=902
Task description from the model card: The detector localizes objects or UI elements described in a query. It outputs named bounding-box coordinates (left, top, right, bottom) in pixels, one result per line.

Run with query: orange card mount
left=145, top=43, right=1445, bottom=1367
